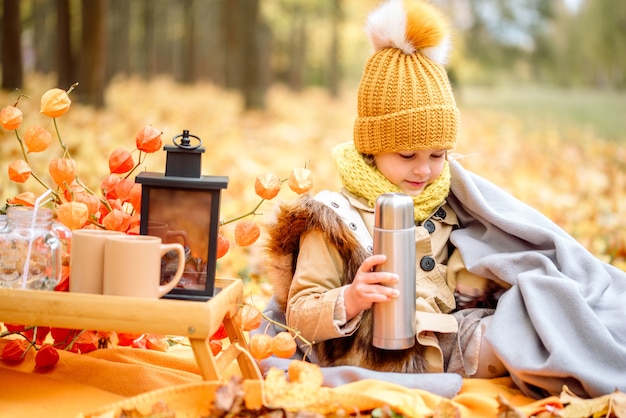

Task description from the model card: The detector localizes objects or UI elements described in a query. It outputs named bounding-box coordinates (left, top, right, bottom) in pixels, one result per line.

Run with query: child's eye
left=399, top=153, right=414, bottom=159
left=431, top=153, right=445, bottom=159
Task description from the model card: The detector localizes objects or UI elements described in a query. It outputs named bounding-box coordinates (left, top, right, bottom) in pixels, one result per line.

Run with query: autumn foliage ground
left=1, top=74, right=625, bottom=304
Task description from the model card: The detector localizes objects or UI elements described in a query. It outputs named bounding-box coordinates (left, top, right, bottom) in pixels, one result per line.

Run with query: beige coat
left=265, top=189, right=494, bottom=373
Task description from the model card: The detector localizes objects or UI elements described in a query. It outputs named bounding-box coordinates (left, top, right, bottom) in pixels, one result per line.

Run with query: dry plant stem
left=123, top=150, right=147, bottom=180
left=64, top=329, right=89, bottom=351
left=13, top=131, right=62, bottom=203
left=52, top=118, right=113, bottom=213
left=1, top=325, right=38, bottom=358
left=219, top=178, right=288, bottom=226
left=220, top=198, right=266, bottom=226
left=53, top=118, right=70, bottom=158
left=0, top=325, right=36, bottom=339
left=255, top=306, right=314, bottom=361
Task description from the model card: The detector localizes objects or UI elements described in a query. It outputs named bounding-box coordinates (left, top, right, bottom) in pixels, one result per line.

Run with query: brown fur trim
left=264, top=194, right=427, bottom=373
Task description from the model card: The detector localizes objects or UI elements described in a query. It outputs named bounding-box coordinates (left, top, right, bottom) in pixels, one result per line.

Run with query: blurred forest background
left=1, top=0, right=625, bottom=280
left=2, top=0, right=625, bottom=107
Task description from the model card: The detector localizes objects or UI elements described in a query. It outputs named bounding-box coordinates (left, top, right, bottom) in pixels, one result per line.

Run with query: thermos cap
left=374, top=193, right=414, bottom=229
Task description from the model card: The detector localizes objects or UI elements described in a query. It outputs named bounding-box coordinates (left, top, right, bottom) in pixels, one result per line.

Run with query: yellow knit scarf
left=332, top=142, right=450, bottom=222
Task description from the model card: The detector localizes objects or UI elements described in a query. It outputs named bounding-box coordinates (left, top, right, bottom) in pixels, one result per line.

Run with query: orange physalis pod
left=8, top=159, right=32, bottom=183
left=288, top=167, right=313, bottom=194
left=254, top=173, right=282, bottom=200
left=288, top=360, right=324, bottom=388
left=210, top=322, right=227, bottom=340
left=34, top=344, right=60, bottom=369
left=127, top=213, right=141, bottom=235
left=0, top=105, right=23, bottom=130
left=216, top=234, right=230, bottom=259
left=240, top=304, right=263, bottom=331
left=234, top=220, right=261, bottom=247
left=145, top=334, right=169, bottom=352
left=100, top=198, right=123, bottom=218
left=100, top=174, right=121, bottom=199
left=108, top=147, right=134, bottom=174
left=1, top=339, right=28, bottom=362
left=135, top=125, right=162, bottom=153
left=73, top=191, right=100, bottom=215
left=57, top=201, right=89, bottom=230
left=8, top=191, right=36, bottom=206
left=270, top=331, right=297, bottom=359
left=114, top=178, right=135, bottom=203
left=210, top=340, right=223, bottom=356
left=116, top=332, right=143, bottom=346
left=128, top=183, right=142, bottom=212
left=23, top=125, right=53, bottom=153
left=101, top=208, right=131, bottom=232
left=249, top=334, right=273, bottom=360
left=49, top=158, right=77, bottom=190
left=63, top=181, right=86, bottom=205
left=40, top=88, right=71, bottom=118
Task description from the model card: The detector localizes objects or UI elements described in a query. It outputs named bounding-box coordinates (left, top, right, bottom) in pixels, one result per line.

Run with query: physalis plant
left=0, top=84, right=315, bottom=368
left=1, top=84, right=159, bottom=232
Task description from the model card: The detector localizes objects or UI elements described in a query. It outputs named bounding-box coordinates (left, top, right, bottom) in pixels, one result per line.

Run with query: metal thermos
left=372, top=193, right=416, bottom=350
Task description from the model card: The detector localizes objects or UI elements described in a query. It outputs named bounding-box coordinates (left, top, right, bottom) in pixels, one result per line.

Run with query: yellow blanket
left=0, top=339, right=561, bottom=418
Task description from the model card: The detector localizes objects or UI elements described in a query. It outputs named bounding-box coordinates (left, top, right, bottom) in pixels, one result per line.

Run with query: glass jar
left=0, top=206, right=69, bottom=290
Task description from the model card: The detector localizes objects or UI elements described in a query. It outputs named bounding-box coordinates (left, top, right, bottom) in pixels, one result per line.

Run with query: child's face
left=374, top=149, right=447, bottom=196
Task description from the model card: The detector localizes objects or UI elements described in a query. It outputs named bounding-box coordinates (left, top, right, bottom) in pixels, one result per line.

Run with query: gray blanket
left=448, top=159, right=626, bottom=399
left=257, top=159, right=626, bottom=400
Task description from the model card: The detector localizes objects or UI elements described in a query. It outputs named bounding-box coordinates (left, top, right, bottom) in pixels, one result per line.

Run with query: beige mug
left=69, top=229, right=125, bottom=294
left=102, top=235, right=185, bottom=298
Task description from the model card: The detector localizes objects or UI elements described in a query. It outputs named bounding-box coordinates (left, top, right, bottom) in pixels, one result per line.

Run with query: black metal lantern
left=135, top=130, right=228, bottom=301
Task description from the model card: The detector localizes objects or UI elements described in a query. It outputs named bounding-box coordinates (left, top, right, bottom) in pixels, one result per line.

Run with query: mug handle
left=157, top=243, right=186, bottom=297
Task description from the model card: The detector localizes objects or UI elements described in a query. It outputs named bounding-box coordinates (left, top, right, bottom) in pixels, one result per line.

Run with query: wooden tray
left=0, top=277, right=261, bottom=382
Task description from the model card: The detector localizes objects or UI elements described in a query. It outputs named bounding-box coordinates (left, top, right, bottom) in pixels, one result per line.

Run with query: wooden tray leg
left=190, top=337, right=220, bottom=381
left=223, top=316, right=262, bottom=380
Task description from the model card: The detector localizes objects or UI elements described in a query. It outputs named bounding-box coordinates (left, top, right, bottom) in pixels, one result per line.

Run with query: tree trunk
left=33, top=0, right=55, bottom=74
left=80, top=0, right=108, bottom=108
left=194, top=1, right=224, bottom=83
left=57, top=0, right=76, bottom=90
left=140, top=0, right=157, bottom=79
left=1, top=0, right=23, bottom=90
left=287, top=10, right=305, bottom=92
left=177, top=0, right=196, bottom=84
left=107, top=0, right=130, bottom=80
left=240, top=0, right=264, bottom=109
left=327, top=0, right=343, bottom=98
left=222, top=0, right=241, bottom=90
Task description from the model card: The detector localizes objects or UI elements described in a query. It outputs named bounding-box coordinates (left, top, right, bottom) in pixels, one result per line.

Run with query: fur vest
left=264, top=193, right=428, bottom=373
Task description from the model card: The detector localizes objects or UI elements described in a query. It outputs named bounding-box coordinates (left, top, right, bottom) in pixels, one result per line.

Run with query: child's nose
left=413, top=162, right=431, bottom=177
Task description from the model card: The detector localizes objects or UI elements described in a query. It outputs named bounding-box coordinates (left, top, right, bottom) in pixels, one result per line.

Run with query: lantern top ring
left=173, top=129, right=203, bottom=150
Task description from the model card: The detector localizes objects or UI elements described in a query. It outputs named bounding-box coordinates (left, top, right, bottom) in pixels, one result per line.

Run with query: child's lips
left=406, top=180, right=426, bottom=189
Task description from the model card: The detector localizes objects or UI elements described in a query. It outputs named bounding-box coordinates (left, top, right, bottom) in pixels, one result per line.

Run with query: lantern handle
left=172, top=130, right=203, bottom=150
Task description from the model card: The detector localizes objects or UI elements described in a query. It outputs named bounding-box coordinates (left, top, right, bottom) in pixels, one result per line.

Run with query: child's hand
left=343, top=254, right=399, bottom=320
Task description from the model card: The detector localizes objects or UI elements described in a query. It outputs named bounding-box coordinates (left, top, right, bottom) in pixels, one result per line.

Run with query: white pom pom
left=421, top=35, right=452, bottom=65
left=364, top=0, right=452, bottom=65
left=365, top=0, right=415, bottom=54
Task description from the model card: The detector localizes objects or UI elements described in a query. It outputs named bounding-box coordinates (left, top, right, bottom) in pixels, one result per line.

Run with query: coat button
left=420, top=256, right=435, bottom=271
left=331, top=201, right=340, bottom=208
left=423, top=220, right=435, bottom=234
left=348, top=222, right=357, bottom=230
left=435, top=208, right=447, bottom=219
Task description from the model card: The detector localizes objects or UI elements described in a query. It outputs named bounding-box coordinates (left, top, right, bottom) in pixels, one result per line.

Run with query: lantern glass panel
left=136, top=171, right=227, bottom=301
left=145, top=187, right=214, bottom=292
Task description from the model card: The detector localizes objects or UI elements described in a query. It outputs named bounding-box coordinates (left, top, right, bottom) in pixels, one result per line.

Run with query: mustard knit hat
left=354, top=0, right=459, bottom=155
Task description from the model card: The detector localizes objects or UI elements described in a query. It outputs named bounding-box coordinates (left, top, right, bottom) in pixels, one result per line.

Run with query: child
left=259, top=0, right=626, bottom=400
